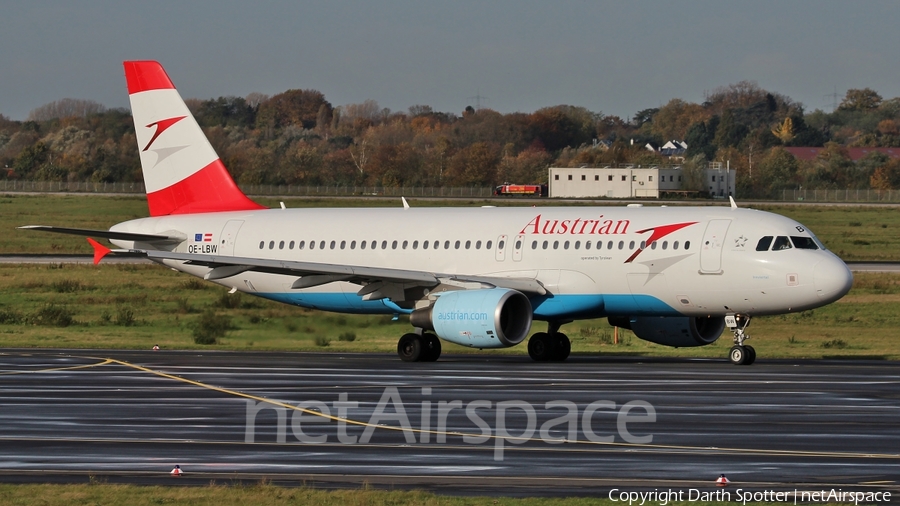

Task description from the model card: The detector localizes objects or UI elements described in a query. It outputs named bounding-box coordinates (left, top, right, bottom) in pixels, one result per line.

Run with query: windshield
left=790, top=236, right=819, bottom=250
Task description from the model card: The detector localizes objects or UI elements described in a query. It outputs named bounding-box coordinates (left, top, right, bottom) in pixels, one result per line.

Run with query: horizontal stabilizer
left=18, top=225, right=184, bottom=243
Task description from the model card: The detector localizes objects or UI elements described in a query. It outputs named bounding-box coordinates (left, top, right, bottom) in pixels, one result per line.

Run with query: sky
left=1, top=1, right=898, bottom=122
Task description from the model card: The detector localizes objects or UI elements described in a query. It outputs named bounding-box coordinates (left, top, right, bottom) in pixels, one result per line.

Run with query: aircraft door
left=219, top=220, right=245, bottom=256
left=699, top=219, right=730, bottom=274
left=512, top=234, right=524, bottom=262
left=495, top=235, right=508, bottom=262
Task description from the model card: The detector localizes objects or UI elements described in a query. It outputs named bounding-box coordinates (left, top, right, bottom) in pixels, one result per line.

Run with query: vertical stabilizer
left=124, top=61, right=264, bottom=216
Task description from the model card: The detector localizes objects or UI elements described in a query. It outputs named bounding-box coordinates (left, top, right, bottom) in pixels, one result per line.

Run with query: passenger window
left=413, top=240, right=418, bottom=249
left=403, top=240, right=409, bottom=249
left=382, top=240, right=388, bottom=249
left=310, top=241, right=316, bottom=250
left=772, top=236, right=792, bottom=251
left=352, top=241, right=358, bottom=249
left=423, top=240, right=428, bottom=250
left=661, top=241, right=667, bottom=250
left=444, top=240, right=451, bottom=249
left=454, top=240, right=460, bottom=249
left=532, top=240, right=538, bottom=249
left=279, top=240, right=285, bottom=250
left=289, top=241, right=294, bottom=249
left=673, top=241, right=679, bottom=250
left=574, top=241, right=580, bottom=250
left=629, top=241, right=635, bottom=250
left=564, top=240, right=569, bottom=249
left=542, top=240, right=549, bottom=250
left=392, top=240, right=398, bottom=249
left=465, top=240, right=471, bottom=249
left=791, top=236, right=818, bottom=250
left=360, top=241, right=366, bottom=250
left=299, top=240, right=305, bottom=250
left=607, top=241, right=613, bottom=249
left=486, top=241, right=492, bottom=249
left=553, top=241, right=559, bottom=249
left=586, top=241, right=592, bottom=250
left=269, top=241, right=275, bottom=250
left=340, top=240, right=346, bottom=250
left=432, top=240, right=438, bottom=249
left=640, top=241, right=646, bottom=249
left=684, top=241, right=690, bottom=250
left=756, top=236, right=773, bottom=251
left=651, top=241, right=657, bottom=250
left=259, top=241, right=264, bottom=249
left=618, top=241, right=624, bottom=250
left=478, top=240, right=484, bottom=249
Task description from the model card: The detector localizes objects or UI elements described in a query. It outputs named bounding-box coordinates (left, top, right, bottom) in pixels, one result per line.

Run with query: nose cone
left=814, top=256, right=853, bottom=303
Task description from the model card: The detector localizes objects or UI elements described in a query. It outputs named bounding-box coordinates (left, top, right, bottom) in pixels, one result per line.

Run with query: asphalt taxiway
left=0, top=350, right=898, bottom=496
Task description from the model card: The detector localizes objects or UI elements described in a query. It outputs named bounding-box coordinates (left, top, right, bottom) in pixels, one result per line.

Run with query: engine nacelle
left=609, top=316, right=725, bottom=348
left=410, top=288, right=532, bottom=349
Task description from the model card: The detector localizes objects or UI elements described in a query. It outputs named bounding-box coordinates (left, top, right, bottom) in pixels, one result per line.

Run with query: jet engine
left=410, top=288, right=532, bottom=349
left=608, top=316, right=725, bottom=347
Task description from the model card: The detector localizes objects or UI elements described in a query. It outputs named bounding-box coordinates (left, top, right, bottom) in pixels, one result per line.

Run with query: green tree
left=713, top=109, right=749, bottom=148
left=756, top=147, right=799, bottom=197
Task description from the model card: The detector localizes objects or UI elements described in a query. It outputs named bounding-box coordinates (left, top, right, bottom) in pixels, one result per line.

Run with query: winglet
left=729, top=196, right=737, bottom=209
left=402, top=197, right=410, bottom=210
left=87, top=238, right=112, bottom=265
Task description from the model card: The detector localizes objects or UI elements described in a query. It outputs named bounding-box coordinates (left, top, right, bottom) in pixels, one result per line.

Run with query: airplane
left=20, top=61, right=854, bottom=365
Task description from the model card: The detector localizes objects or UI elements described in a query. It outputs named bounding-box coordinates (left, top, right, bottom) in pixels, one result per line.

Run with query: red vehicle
left=493, top=184, right=547, bottom=197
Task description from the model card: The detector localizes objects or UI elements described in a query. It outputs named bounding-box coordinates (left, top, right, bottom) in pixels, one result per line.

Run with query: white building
left=548, top=163, right=736, bottom=199
left=548, top=167, right=683, bottom=198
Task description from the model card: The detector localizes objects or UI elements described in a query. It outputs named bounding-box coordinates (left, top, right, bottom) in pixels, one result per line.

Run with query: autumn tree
left=839, top=88, right=882, bottom=111
left=27, top=99, right=106, bottom=122
left=771, top=117, right=795, bottom=144
left=870, top=158, right=900, bottom=190
left=256, top=89, right=332, bottom=131
left=445, top=142, right=499, bottom=186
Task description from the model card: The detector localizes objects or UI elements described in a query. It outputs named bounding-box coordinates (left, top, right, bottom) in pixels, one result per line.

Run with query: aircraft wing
left=143, top=250, right=547, bottom=297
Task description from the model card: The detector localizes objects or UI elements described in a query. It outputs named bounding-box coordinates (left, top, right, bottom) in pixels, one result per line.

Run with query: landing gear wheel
left=744, top=345, right=756, bottom=365
left=398, top=333, right=423, bottom=362
left=528, top=332, right=553, bottom=361
left=421, top=333, right=441, bottom=362
left=729, top=345, right=748, bottom=365
left=552, top=333, right=571, bottom=361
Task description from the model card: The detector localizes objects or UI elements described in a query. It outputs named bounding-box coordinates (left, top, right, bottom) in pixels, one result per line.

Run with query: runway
left=0, top=350, right=898, bottom=496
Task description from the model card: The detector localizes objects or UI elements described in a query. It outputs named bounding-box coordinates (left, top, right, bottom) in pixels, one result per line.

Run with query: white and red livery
left=22, top=61, right=853, bottom=365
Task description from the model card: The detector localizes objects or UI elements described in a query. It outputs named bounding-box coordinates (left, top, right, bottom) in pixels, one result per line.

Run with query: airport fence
left=4, top=180, right=900, bottom=202
left=0, top=180, right=495, bottom=198
left=780, top=188, right=900, bottom=203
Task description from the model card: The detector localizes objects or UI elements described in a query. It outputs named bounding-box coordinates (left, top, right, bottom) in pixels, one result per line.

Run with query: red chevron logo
left=142, top=116, right=186, bottom=151
left=624, top=221, right=698, bottom=263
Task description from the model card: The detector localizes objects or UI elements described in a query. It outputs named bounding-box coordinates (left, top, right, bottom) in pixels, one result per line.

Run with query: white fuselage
left=109, top=205, right=853, bottom=322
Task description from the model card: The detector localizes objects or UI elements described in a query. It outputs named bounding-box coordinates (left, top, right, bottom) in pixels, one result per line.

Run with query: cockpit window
left=790, top=236, right=818, bottom=250
left=772, top=236, right=792, bottom=251
left=756, top=236, right=773, bottom=251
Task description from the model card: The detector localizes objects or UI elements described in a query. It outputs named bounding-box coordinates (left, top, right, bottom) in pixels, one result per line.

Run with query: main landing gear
left=527, top=322, right=571, bottom=362
left=397, top=332, right=441, bottom=362
left=726, top=314, right=756, bottom=366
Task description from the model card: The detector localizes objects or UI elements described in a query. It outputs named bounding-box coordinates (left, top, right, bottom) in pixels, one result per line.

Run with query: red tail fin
left=124, top=61, right=265, bottom=216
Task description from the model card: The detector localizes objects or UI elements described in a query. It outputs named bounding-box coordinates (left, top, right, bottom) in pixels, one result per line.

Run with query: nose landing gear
left=726, top=314, right=756, bottom=365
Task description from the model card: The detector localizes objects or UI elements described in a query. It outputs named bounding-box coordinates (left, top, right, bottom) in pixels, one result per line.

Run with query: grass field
left=0, top=482, right=777, bottom=506
left=1, top=262, right=897, bottom=360
left=3, top=193, right=900, bottom=260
